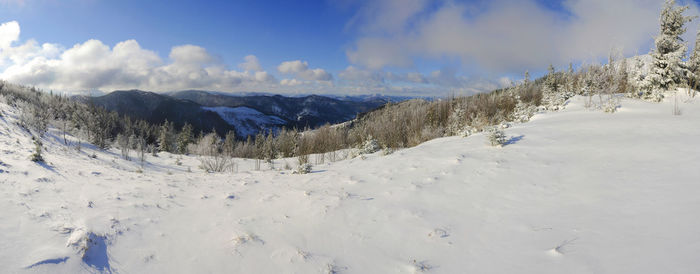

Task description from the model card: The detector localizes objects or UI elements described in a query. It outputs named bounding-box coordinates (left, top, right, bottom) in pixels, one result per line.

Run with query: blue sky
left=1, top=0, right=699, bottom=96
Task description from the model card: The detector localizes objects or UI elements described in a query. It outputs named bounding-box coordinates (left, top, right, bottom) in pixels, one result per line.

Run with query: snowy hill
left=1, top=94, right=700, bottom=273
left=203, top=106, right=287, bottom=137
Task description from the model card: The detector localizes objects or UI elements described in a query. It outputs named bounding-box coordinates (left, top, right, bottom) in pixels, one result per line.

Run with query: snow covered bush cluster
left=487, top=128, right=507, bottom=147
left=360, top=137, right=380, bottom=154
left=293, top=163, right=312, bottom=174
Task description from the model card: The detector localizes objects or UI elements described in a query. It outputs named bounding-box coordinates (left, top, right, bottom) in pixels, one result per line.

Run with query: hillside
left=168, top=90, right=388, bottom=129
left=79, top=90, right=390, bottom=138
left=1, top=94, right=699, bottom=273
left=81, top=90, right=235, bottom=135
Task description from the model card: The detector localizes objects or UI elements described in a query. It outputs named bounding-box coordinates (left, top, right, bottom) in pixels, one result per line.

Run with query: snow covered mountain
left=78, top=90, right=390, bottom=138
left=74, top=90, right=236, bottom=135
left=2, top=94, right=699, bottom=273
left=168, top=90, right=389, bottom=130
left=202, top=106, right=287, bottom=137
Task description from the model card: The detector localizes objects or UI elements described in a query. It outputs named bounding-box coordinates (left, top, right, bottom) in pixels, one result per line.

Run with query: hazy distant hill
left=74, top=90, right=392, bottom=138
left=167, top=90, right=389, bottom=130
left=77, top=90, right=235, bottom=135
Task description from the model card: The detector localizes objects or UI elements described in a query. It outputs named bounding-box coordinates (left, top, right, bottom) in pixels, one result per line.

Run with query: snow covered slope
left=1, top=95, right=699, bottom=273
left=203, top=106, right=287, bottom=136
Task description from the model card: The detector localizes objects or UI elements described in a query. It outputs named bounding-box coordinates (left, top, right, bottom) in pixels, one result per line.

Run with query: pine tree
left=158, top=120, right=173, bottom=152
left=223, top=130, right=236, bottom=157
left=544, top=64, right=558, bottom=93
left=524, top=70, right=530, bottom=85
left=647, top=0, right=695, bottom=99
left=688, top=29, right=700, bottom=90
left=176, top=123, right=193, bottom=154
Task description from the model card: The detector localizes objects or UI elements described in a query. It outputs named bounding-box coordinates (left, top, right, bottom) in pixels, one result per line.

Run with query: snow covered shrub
left=194, top=133, right=233, bottom=173
left=30, top=137, right=44, bottom=162
left=603, top=99, right=619, bottom=113
left=199, top=155, right=233, bottom=173
left=487, top=128, right=507, bottom=147
left=511, top=101, right=537, bottom=123
left=381, top=147, right=394, bottom=156
left=293, top=163, right=312, bottom=174
left=360, top=137, right=380, bottom=154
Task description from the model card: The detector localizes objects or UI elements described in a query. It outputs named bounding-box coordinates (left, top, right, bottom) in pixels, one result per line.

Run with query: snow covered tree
left=116, top=133, right=131, bottom=160
left=158, top=120, right=174, bottom=152
left=524, top=70, right=530, bottom=85
left=688, top=29, right=700, bottom=90
left=646, top=0, right=695, bottom=100
left=544, top=64, right=558, bottom=93
left=630, top=56, right=648, bottom=96
left=564, top=62, right=575, bottom=94
left=176, top=123, right=193, bottom=154
left=30, top=137, right=44, bottom=162
left=223, top=130, right=236, bottom=157
left=616, top=58, right=630, bottom=94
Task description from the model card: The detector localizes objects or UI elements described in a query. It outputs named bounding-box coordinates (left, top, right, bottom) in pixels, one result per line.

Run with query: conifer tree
left=524, top=70, right=530, bottom=85
left=647, top=0, right=695, bottom=99
left=223, top=130, right=236, bottom=157
left=688, top=29, right=700, bottom=90
left=158, top=120, right=173, bottom=152
left=176, top=123, right=193, bottom=154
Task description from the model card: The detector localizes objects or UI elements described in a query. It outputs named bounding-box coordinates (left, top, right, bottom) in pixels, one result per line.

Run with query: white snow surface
left=1, top=95, right=700, bottom=273
left=203, top=106, right=286, bottom=136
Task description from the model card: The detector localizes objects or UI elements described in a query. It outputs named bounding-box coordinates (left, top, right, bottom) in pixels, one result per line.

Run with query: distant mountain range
left=73, top=90, right=399, bottom=138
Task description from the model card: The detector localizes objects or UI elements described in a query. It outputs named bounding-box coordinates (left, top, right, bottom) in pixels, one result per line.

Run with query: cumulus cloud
left=277, top=60, right=333, bottom=82
left=280, top=78, right=304, bottom=86
left=0, top=21, right=20, bottom=49
left=337, top=65, right=508, bottom=96
left=239, top=54, right=262, bottom=72
left=346, top=0, right=700, bottom=73
left=0, top=21, right=277, bottom=94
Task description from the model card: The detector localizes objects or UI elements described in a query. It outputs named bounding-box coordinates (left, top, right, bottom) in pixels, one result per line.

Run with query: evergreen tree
left=176, top=123, right=194, bottom=154
left=647, top=0, right=695, bottom=98
left=544, top=64, right=558, bottom=93
left=158, top=120, right=173, bottom=152
left=223, top=130, right=236, bottom=157
left=524, top=70, right=530, bottom=85
left=688, top=29, right=700, bottom=89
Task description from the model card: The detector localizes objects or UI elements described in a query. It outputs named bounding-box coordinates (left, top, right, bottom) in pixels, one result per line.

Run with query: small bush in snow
left=487, top=128, right=507, bottom=147
left=30, top=137, right=44, bottom=162
left=360, top=137, right=380, bottom=154
left=199, top=155, right=233, bottom=173
left=381, top=147, right=394, bottom=156
left=603, top=97, right=620, bottom=113
left=293, top=163, right=312, bottom=174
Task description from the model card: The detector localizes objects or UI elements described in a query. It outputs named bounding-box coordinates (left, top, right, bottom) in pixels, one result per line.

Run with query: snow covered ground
left=1, top=95, right=699, bottom=273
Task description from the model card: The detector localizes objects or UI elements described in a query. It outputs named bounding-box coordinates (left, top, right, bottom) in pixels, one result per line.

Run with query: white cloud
left=0, top=21, right=278, bottom=94
left=280, top=78, right=304, bottom=86
left=277, top=60, right=333, bottom=82
left=346, top=0, right=700, bottom=73
left=337, top=65, right=508, bottom=96
left=277, top=60, right=309, bottom=74
left=239, top=55, right=262, bottom=72
left=0, top=21, right=20, bottom=49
